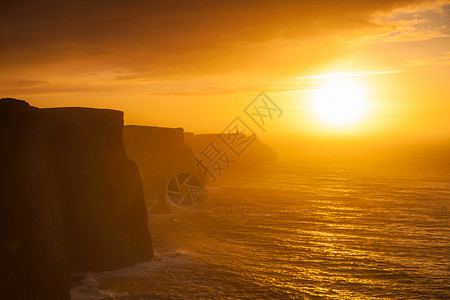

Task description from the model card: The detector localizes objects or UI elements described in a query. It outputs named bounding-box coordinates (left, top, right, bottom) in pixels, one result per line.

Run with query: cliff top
left=1, top=98, right=124, bottom=120
left=125, top=125, right=184, bottom=131
left=0, top=97, right=31, bottom=108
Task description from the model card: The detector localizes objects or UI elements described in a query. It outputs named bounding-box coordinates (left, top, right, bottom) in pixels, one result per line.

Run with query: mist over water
left=72, top=160, right=450, bottom=299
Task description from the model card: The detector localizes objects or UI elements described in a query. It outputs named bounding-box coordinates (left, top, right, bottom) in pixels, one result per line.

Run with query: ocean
left=71, top=160, right=450, bottom=299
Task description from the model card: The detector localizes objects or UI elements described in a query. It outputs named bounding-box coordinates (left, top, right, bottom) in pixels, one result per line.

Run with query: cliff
left=0, top=98, right=153, bottom=299
left=0, top=99, right=69, bottom=300
left=123, top=125, right=195, bottom=213
left=123, top=129, right=277, bottom=212
left=43, top=108, right=153, bottom=271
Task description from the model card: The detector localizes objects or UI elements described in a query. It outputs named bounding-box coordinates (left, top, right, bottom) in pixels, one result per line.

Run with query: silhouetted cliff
left=0, top=99, right=69, bottom=300
left=43, top=108, right=153, bottom=270
left=0, top=98, right=153, bottom=299
left=124, top=125, right=195, bottom=213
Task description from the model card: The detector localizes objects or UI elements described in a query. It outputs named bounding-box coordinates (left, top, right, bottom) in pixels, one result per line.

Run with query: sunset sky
left=1, top=0, right=449, bottom=154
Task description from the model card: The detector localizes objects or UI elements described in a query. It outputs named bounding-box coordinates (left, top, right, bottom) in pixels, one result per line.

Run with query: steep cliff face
left=0, top=99, right=69, bottom=300
left=0, top=98, right=153, bottom=299
left=123, top=125, right=195, bottom=212
left=43, top=108, right=153, bottom=271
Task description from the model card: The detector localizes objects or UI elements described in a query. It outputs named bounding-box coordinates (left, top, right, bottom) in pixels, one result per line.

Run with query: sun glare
left=310, top=78, right=370, bottom=127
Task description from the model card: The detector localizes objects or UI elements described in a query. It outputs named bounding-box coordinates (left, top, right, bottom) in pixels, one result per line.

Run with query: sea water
left=72, top=160, right=450, bottom=299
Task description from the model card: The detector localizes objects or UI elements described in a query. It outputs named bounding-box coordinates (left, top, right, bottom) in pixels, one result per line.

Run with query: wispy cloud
left=353, top=1, right=450, bottom=45
left=0, top=79, right=49, bottom=89
left=146, top=83, right=314, bottom=97
left=300, top=69, right=403, bottom=79
left=407, top=51, right=450, bottom=66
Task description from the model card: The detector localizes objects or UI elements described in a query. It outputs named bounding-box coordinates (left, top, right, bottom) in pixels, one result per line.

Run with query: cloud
left=0, top=79, right=49, bottom=89
left=353, top=1, right=450, bottom=44
left=1, top=0, right=448, bottom=103
left=301, top=69, right=403, bottom=79
left=145, top=85, right=314, bottom=97
left=355, top=20, right=449, bottom=45
left=407, top=51, right=450, bottom=65
left=0, top=0, right=440, bottom=78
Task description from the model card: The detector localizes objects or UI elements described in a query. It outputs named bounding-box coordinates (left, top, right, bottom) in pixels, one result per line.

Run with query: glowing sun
left=310, top=78, right=371, bottom=127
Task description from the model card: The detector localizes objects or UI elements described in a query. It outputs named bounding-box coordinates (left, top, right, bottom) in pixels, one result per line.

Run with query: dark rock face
left=0, top=99, right=153, bottom=299
left=0, top=99, right=70, bottom=300
left=43, top=108, right=153, bottom=271
left=123, top=125, right=195, bottom=213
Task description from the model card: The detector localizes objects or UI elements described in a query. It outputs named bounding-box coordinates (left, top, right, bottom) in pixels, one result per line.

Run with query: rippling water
left=72, top=160, right=450, bottom=299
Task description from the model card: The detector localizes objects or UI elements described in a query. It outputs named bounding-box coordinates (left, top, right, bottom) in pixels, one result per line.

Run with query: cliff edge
left=0, top=98, right=153, bottom=299
left=124, top=125, right=195, bottom=213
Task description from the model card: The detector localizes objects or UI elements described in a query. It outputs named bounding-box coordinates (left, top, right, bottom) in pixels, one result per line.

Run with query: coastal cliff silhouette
left=0, top=98, right=152, bottom=299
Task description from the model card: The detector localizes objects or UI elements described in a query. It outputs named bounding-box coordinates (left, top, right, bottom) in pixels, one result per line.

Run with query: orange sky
left=1, top=0, right=449, bottom=154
